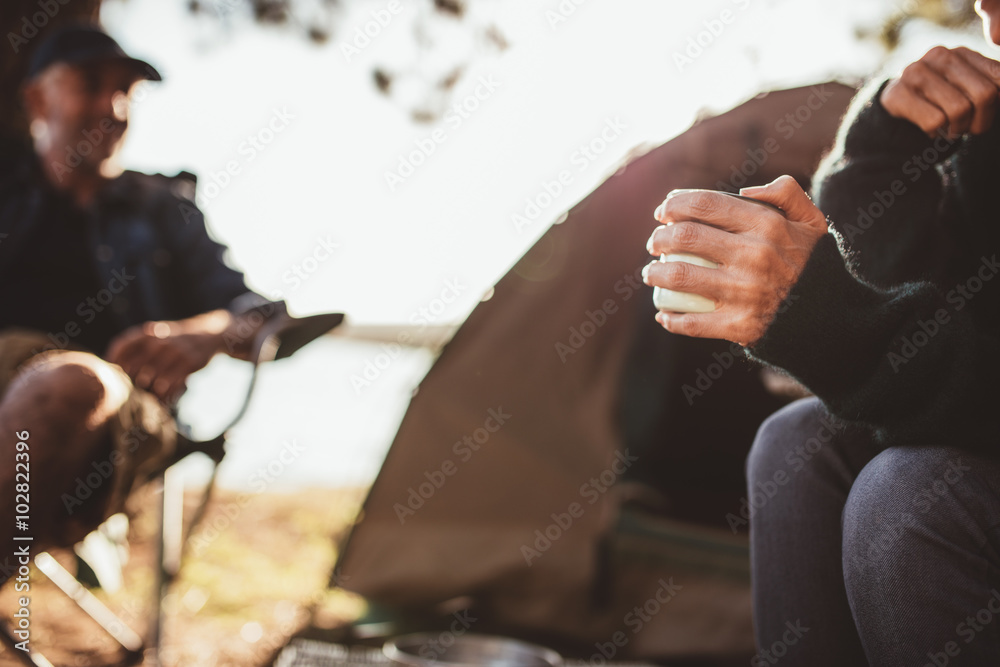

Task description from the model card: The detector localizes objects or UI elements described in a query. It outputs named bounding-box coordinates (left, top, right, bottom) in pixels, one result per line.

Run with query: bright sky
left=101, top=0, right=894, bottom=326
left=94, top=0, right=987, bottom=489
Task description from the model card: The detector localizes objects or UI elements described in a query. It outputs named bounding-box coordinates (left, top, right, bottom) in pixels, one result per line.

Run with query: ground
left=0, top=486, right=367, bottom=667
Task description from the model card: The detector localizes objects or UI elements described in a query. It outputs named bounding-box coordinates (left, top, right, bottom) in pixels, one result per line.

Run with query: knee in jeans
left=842, top=446, right=964, bottom=573
left=747, top=397, right=825, bottom=484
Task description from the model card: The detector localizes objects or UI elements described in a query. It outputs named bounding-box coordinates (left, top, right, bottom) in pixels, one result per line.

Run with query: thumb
left=741, top=175, right=824, bottom=227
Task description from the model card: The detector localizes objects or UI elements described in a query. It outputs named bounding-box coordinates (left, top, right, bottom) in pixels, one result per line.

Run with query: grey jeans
left=746, top=397, right=1000, bottom=666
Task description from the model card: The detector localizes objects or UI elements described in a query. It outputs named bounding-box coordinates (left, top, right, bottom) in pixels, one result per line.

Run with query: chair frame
left=1, top=310, right=344, bottom=667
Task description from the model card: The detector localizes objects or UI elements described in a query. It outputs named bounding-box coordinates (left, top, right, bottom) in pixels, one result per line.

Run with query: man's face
left=24, top=59, right=141, bottom=176
left=977, top=0, right=1000, bottom=46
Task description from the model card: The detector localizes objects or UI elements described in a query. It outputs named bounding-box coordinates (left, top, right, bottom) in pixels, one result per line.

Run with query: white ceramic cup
left=652, top=253, right=719, bottom=313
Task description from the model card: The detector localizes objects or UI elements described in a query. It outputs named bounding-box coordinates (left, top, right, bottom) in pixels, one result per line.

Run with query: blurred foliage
left=2, top=1, right=983, bottom=142
left=870, top=0, right=981, bottom=49
left=185, top=0, right=504, bottom=122
left=186, top=0, right=344, bottom=44
left=1, top=0, right=500, bottom=140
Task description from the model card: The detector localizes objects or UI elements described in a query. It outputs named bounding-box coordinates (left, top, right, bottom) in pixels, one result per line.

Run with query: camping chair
left=0, top=307, right=344, bottom=667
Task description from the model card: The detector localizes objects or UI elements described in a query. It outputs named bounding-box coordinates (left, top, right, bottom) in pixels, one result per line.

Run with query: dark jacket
left=0, top=140, right=266, bottom=353
left=748, top=79, right=1000, bottom=450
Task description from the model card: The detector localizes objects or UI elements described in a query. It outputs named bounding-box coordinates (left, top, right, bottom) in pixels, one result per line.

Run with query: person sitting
left=0, top=23, right=275, bottom=561
left=642, top=4, right=1000, bottom=663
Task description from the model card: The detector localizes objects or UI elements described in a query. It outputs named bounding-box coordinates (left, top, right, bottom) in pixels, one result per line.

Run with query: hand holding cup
left=643, top=176, right=829, bottom=346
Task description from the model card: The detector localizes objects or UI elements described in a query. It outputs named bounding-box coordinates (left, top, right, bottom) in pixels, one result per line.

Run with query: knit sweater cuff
left=747, top=233, right=889, bottom=394
left=841, top=79, right=946, bottom=159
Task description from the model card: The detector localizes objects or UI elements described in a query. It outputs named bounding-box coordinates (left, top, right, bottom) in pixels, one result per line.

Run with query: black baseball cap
left=26, top=23, right=162, bottom=83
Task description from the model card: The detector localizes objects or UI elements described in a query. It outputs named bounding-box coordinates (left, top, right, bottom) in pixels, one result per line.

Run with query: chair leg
left=146, top=472, right=165, bottom=667
left=33, top=552, right=144, bottom=661
left=147, top=464, right=188, bottom=667
left=162, top=467, right=185, bottom=581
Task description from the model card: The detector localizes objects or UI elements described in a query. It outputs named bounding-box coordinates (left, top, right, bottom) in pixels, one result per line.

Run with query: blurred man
left=0, top=24, right=274, bottom=556
left=643, top=2, right=1000, bottom=664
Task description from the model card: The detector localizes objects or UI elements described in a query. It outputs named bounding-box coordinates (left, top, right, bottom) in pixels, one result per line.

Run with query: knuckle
left=748, top=241, right=773, bottom=267
left=675, top=314, right=701, bottom=337
left=661, top=194, right=685, bottom=221
left=970, top=85, right=995, bottom=109
left=648, top=226, right=668, bottom=253
left=723, top=282, right=750, bottom=312
left=760, top=257, right=787, bottom=285
left=685, top=191, right=722, bottom=219
left=954, top=46, right=983, bottom=67
left=917, top=109, right=947, bottom=133
left=773, top=174, right=797, bottom=190
left=664, top=261, right=696, bottom=291
left=924, top=45, right=951, bottom=62
left=902, top=60, right=929, bottom=83
left=946, top=97, right=973, bottom=119
left=755, top=215, right=785, bottom=243
left=670, top=222, right=700, bottom=251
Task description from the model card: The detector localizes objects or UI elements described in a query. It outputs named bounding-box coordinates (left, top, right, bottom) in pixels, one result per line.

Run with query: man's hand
left=881, top=46, right=1000, bottom=137
left=105, top=310, right=234, bottom=404
left=643, top=176, right=828, bottom=346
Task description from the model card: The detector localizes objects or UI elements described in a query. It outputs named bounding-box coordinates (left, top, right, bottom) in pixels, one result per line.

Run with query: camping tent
left=334, top=82, right=857, bottom=660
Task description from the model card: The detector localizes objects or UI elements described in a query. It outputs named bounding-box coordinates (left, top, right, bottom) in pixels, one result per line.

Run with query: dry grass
left=0, top=486, right=368, bottom=667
